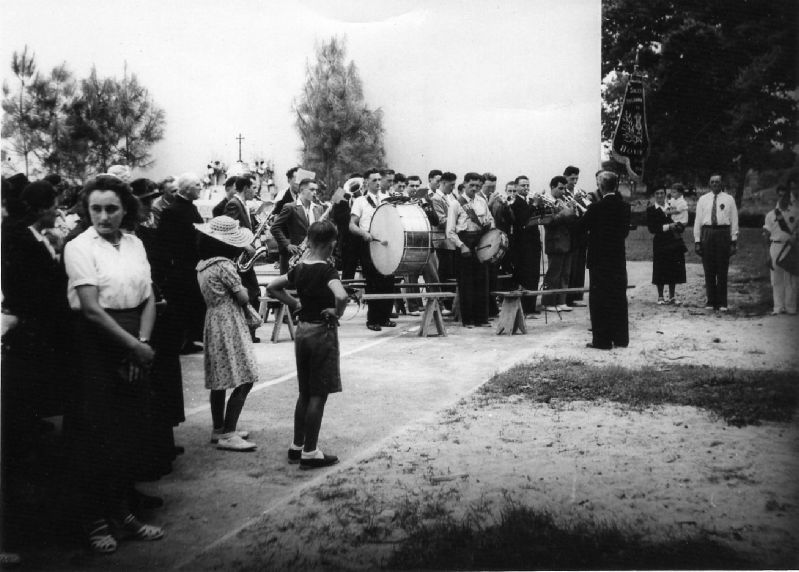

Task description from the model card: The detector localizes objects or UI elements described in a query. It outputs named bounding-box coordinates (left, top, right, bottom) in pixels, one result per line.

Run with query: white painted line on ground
left=183, top=324, right=420, bottom=418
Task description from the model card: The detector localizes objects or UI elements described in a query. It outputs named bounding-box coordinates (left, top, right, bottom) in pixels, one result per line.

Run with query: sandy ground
left=35, top=261, right=799, bottom=570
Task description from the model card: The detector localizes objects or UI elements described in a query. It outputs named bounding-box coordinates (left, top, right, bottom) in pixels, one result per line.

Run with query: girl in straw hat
left=195, top=216, right=260, bottom=451
left=268, top=220, right=348, bottom=469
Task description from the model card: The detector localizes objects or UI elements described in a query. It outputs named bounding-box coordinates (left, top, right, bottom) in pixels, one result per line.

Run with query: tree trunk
left=734, top=165, right=746, bottom=208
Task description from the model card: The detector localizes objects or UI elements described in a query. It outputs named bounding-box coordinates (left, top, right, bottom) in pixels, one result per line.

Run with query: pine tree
left=294, top=37, right=385, bottom=189
left=1, top=46, right=40, bottom=176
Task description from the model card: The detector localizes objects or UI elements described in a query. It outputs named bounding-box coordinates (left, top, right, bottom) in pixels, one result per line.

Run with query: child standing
left=195, top=216, right=260, bottom=451
left=267, top=221, right=348, bottom=469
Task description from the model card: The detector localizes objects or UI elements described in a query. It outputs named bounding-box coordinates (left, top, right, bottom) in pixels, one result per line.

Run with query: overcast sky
left=1, top=0, right=600, bottom=191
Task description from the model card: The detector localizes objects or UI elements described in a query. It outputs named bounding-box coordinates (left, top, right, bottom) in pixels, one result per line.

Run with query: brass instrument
left=562, top=189, right=590, bottom=216
left=287, top=238, right=310, bottom=270
left=524, top=194, right=559, bottom=226
left=236, top=215, right=271, bottom=272
left=287, top=202, right=333, bottom=270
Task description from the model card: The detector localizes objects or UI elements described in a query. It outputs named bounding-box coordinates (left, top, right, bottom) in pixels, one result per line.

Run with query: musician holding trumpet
left=541, top=176, right=579, bottom=312
left=447, top=172, right=495, bottom=328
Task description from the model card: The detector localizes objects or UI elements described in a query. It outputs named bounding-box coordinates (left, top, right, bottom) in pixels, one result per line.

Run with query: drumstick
left=370, top=237, right=389, bottom=246
left=475, top=243, right=493, bottom=251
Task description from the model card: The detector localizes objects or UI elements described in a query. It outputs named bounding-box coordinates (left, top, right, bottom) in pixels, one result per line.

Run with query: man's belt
left=457, top=230, right=483, bottom=248
left=702, top=224, right=730, bottom=229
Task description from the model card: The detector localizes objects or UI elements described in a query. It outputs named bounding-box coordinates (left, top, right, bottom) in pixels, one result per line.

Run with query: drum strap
left=457, top=196, right=483, bottom=227
left=367, top=194, right=379, bottom=209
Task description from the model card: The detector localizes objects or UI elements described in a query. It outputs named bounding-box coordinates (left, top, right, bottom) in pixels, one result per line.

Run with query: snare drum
left=369, top=203, right=431, bottom=276
left=474, top=229, right=509, bottom=264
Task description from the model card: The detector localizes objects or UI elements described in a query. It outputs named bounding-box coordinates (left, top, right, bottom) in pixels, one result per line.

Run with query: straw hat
left=194, top=215, right=253, bottom=248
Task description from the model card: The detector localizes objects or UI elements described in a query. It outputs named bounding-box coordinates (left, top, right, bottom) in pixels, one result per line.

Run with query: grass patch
left=480, top=358, right=798, bottom=427
left=389, top=499, right=753, bottom=570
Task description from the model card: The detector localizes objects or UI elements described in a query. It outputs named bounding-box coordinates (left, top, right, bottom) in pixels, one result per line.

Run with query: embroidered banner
left=611, top=72, right=650, bottom=181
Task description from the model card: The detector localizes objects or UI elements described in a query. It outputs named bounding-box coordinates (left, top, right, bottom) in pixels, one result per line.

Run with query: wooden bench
left=360, top=292, right=457, bottom=337
left=257, top=289, right=298, bottom=343
left=491, top=286, right=635, bottom=335
left=490, top=287, right=591, bottom=335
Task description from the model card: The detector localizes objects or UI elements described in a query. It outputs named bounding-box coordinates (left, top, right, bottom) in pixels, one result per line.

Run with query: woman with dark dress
left=130, top=178, right=186, bottom=483
left=268, top=221, right=348, bottom=469
left=64, top=175, right=164, bottom=554
left=2, top=182, right=72, bottom=447
left=647, top=188, right=687, bottom=304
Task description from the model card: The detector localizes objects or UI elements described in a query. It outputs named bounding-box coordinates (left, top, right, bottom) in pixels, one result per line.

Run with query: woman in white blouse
left=64, top=175, right=164, bottom=554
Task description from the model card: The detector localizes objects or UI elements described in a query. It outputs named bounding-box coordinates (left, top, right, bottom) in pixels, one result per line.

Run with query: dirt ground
left=29, top=261, right=799, bottom=570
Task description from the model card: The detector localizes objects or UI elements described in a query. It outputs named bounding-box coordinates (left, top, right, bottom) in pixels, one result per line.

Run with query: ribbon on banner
left=611, top=71, right=650, bottom=181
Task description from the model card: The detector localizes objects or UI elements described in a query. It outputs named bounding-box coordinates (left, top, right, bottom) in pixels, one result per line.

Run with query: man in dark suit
left=212, top=176, right=237, bottom=217
left=270, top=178, right=325, bottom=274
left=157, top=172, right=206, bottom=353
left=574, top=170, right=631, bottom=349
left=223, top=177, right=261, bottom=339
left=272, top=166, right=301, bottom=218
left=509, top=176, right=542, bottom=316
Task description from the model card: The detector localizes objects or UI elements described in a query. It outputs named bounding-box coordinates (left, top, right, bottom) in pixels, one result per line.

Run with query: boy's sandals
left=117, top=514, right=165, bottom=541
left=87, top=519, right=118, bottom=554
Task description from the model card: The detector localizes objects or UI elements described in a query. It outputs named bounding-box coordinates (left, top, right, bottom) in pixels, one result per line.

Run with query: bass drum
left=369, top=203, right=431, bottom=276
left=475, top=229, right=509, bottom=264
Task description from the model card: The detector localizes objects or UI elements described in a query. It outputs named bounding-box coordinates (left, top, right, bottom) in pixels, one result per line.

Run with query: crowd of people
left=1, top=160, right=797, bottom=557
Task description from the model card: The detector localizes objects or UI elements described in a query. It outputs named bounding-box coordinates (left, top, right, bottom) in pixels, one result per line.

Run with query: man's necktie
left=711, top=193, right=718, bottom=226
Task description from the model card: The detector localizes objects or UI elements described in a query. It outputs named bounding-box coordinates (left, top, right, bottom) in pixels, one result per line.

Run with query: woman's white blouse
left=64, top=227, right=152, bottom=310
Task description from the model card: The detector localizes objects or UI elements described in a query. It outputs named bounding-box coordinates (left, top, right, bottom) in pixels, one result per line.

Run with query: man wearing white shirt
left=763, top=184, right=798, bottom=314
left=693, top=174, right=739, bottom=311
left=350, top=168, right=395, bottom=331
left=447, top=172, right=495, bottom=327
left=430, top=172, right=458, bottom=306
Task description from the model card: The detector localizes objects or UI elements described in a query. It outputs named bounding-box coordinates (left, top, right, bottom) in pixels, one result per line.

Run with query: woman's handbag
left=243, top=305, right=263, bottom=329
left=776, top=242, right=799, bottom=276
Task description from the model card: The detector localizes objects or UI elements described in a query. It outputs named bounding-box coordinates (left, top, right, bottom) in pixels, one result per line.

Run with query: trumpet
left=236, top=216, right=271, bottom=272
left=561, top=189, right=589, bottom=216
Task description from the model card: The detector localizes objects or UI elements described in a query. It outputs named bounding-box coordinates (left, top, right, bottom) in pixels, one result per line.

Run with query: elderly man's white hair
left=597, top=171, right=619, bottom=194
left=175, top=172, right=201, bottom=192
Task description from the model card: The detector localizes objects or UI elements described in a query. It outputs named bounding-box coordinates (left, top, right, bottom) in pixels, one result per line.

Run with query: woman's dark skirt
left=652, top=237, right=687, bottom=286
left=72, top=307, right=151, bottom=517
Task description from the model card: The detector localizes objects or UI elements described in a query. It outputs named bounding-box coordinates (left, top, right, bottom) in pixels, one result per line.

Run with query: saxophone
left=287, top=201, right=333, bottom=270
left=236, top=215, right=271, bottom=272
left=287, top=238, right=310, bottom=269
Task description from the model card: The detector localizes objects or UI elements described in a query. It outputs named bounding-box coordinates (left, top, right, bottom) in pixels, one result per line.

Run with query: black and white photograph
left=1, top=0, right=797, bottom=569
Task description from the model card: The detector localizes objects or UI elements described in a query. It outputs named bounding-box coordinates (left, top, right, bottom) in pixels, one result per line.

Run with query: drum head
left=369, top=205, right=405, bottom=275
left=476, top=229, right=508, bottom=263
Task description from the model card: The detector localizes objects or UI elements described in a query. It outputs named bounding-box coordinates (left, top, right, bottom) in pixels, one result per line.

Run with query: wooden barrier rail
left=360, top=292, right=456, bottom=337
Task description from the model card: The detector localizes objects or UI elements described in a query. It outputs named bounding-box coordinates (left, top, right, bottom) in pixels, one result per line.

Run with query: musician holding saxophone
left=270, top=179, right=325, bottom=275
left=224, top=177, right=262, bottom=341
left=447, top=172, right=495, bottom=328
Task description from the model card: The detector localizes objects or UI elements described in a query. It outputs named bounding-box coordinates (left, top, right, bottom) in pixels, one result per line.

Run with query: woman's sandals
left=88, top=519, right=118, bottom=554
left=117, top=514, right=165, bottom=542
